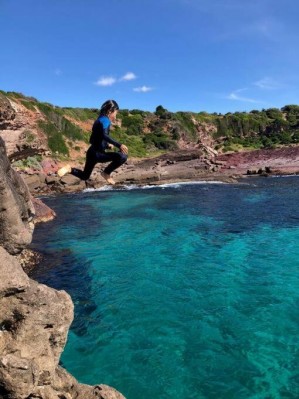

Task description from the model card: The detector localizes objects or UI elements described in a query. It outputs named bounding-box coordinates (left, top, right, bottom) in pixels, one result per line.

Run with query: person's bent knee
left=119, top=152, right=128, bottom=163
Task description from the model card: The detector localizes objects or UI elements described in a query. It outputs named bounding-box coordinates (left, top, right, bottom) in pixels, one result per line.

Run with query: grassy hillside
left=1, top=90, right=299, bottom=159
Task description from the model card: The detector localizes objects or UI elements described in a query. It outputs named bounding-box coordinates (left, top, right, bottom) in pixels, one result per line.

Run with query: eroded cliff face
left=0, top=139, right=125, bottom=399
left=0, top=137, right=35, bottom=255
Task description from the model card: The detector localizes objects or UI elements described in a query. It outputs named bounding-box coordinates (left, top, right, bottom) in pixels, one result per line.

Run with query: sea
left=30, top=176, right=299, bottom=399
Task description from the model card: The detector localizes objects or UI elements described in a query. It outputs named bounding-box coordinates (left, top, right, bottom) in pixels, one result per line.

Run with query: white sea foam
left=83, top=180, right=227, bottom=193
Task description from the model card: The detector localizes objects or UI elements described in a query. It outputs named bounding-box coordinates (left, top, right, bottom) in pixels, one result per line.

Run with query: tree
left=155, top=105, right=168, bottom=118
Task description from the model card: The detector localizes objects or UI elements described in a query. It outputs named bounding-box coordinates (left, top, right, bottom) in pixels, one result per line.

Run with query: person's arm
left=100, top=117, right=128, bottom=153
left=102, top=127, right=122, bottom=148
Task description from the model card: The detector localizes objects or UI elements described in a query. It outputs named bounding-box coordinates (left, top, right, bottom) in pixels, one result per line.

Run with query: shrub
left=12, top=155, right=42, bottom=170
left=143, top=131, right=177, bottom=150
left=21, top=100, right=36, bottom=111
left=23, top=130, right=35, bottom=143
left=62, top=107, right=98, bottom=121
left=38, top=120, right=69, bottom=155
left=174, top=112, right=197, bottom=140
left=111, top=126, right=148, bottom=157
left=121, top=114, right=144, bottom=135
left=37, top=103, right=87, bottom=142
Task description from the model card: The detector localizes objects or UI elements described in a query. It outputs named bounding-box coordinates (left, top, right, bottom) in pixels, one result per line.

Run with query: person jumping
left=57, top=100, right=128, bottom=185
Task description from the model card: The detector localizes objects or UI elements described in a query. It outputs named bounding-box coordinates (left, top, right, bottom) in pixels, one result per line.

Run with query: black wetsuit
left=71, top=115, right=127, bottom=180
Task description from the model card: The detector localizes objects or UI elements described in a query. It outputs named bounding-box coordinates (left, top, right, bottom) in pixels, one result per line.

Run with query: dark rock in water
left=0, top=137, right=126, bottom=398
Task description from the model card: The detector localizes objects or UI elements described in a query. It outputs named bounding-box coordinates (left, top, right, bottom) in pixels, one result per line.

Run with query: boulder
left=41, top=159, right=59, bottom=175
left=60, top=174, right=82, bottom=186
left=46, top=175, right=60, bottom=184
left=31, top=197, right=56, bottom=223
left=22, top=173, right=46, bottom=191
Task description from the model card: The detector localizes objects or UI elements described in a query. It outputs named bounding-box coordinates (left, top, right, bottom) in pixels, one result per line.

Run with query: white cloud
left=54, top=68, right=62, bottom=76
left=133, top=86, right=153, bottom=93
left=226, top=89, right=260, bottom=103
left=95, top=76, right=117, bottom=86
left=120, top=72, right=137, bottom=81
left=254, top=77, right=283, bottom=90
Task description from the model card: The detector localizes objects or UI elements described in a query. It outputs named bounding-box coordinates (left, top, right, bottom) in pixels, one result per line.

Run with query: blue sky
left=1, top=0, right=298, bottom=113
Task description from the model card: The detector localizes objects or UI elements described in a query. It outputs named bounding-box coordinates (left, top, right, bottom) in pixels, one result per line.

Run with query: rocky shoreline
left=15, top=145, right=299, bottom=201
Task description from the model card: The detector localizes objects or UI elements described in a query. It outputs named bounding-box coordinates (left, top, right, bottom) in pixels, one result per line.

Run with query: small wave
left=269, top=174, right=299, bottom=179
left=153, top=180, right=226, bottom=188
left=84, top=184, right=140, bottom=192
left=83, top=180, right=227, bottom=193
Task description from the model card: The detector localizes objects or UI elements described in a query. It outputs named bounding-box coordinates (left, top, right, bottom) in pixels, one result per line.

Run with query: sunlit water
left=30, top=177, right=299, bottom=399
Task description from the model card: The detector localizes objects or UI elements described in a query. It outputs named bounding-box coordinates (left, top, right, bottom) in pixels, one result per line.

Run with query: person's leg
left=71, top=147, right=97, bottom=180
left=96, top=151, right=127, bottom=185
left=102, top=152, right=128, bottom=175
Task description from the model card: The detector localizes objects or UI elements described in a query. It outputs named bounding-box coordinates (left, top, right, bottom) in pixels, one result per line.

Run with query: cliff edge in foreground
left=0, top=137, right=125, bottom=398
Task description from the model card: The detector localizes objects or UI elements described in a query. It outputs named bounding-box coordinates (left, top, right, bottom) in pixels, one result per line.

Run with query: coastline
left=21, top=145, right=299, bottom=271
left=19, top=146, right=299, bottom=198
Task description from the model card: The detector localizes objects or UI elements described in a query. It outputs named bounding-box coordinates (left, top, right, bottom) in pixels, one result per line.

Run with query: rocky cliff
left=0, top=137, right=125, bottom=399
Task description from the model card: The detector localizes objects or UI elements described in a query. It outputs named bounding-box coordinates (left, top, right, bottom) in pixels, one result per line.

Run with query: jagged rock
left=22, top=174, right=46, bottom=191
left=0, top=249, right=74, bottom=397
left=60, top=174, right=82, bottom=186
left=0, top=137, right=35, bottom=254
left=0, top=93, right=15, bottom=129
left=16, top=248, right=43, bottom=274
left=45, top=175, right=59, bottom=185
left=0, top=246, right=126, bottom=399
left=0, top=247, right=30, bottom=297
left=247, top=169, right=257, bottom=175
left=31, top=197, right=56, bottom=223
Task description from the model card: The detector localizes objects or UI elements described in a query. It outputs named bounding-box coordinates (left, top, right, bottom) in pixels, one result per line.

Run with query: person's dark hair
left=100, top=100, right=119, bottom=116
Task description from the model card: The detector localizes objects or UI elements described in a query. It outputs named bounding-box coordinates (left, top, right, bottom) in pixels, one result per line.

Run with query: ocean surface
left=30, top=176, right=299, bottom=399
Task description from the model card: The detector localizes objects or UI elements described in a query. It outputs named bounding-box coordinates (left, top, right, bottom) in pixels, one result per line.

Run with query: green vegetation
left=38, top=120, right=69, bottom=155
left=23, top=130, right=36, bottom=144
left=173, top=112, right=198, bottom=141
left=214, top=106, right=299, bottom=151
left=62, top=107, right=98, bottom=121
left=120, top=113, right=144, bottom=135
left=111, top=126, right=148, bottom=157
left=195, top=111, right=218, bottom=124
left=12, top=155, right=42, bottom=170
left=2, top=90, right=299, bottom=158
left=143, top=131, right=177, bottom=150
left=20, top=100, right=36, bottom=111
left=37, top=103, right=87, bottom=140
left=6, top=91, right=25, bottom=99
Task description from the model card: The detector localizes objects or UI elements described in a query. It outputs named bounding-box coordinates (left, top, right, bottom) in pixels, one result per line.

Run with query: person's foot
left=101, top=171, right=116, bottom=185
left=57, top=164, right=72, bottom=177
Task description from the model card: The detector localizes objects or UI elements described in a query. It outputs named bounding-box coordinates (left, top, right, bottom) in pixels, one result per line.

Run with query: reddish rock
left=41, top=158, right=59, bottom=175
left=31, top=197, right=56, bottom=223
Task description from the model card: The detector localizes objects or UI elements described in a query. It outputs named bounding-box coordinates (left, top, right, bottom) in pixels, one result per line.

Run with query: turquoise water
left=31, top=177, right=299, bottom=399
